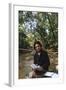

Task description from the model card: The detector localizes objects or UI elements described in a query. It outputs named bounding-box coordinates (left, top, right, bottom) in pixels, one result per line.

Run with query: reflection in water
left=19, top=52, right=33, bottom=79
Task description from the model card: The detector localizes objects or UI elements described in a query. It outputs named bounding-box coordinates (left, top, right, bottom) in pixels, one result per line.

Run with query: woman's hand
left=36, top=66, right=43, bottom=71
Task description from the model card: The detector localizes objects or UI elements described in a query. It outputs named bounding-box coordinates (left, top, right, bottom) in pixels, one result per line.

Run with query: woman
left=29, top=41, right=50, bottom=78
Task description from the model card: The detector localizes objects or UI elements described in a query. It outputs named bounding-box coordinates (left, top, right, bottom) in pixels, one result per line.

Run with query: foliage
left=18, top=11, right=58, bottom=51
left=19, top=26, right=30, bottom=49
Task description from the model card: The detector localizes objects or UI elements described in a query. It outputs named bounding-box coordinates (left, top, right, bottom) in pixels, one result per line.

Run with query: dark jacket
left=34, top=50, right=50, bottom=72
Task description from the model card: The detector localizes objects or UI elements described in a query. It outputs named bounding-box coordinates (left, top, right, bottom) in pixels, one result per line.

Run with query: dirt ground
left=19, top=49, right=58, bottom=79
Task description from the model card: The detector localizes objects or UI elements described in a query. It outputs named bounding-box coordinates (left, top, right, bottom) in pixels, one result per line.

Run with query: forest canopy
left=19, top=11, right=58, bottom=51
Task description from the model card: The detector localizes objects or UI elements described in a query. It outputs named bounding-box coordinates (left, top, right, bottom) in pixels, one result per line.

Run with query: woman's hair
left=34, top=41, right=42, bottom=49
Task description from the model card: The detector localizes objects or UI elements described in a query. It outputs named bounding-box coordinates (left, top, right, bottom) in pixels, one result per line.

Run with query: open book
left=30, top=64, right=40, bottom=69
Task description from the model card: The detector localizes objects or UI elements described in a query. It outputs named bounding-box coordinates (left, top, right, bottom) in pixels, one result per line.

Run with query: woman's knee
left=29, top=71, right=36, bottom=78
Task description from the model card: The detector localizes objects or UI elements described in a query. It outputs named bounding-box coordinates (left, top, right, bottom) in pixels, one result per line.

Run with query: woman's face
left=35, top=44, right=41, bottom=52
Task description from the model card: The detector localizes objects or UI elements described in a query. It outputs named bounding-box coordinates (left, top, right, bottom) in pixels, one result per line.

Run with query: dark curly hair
left=34, top=41, right=42, bottom=49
